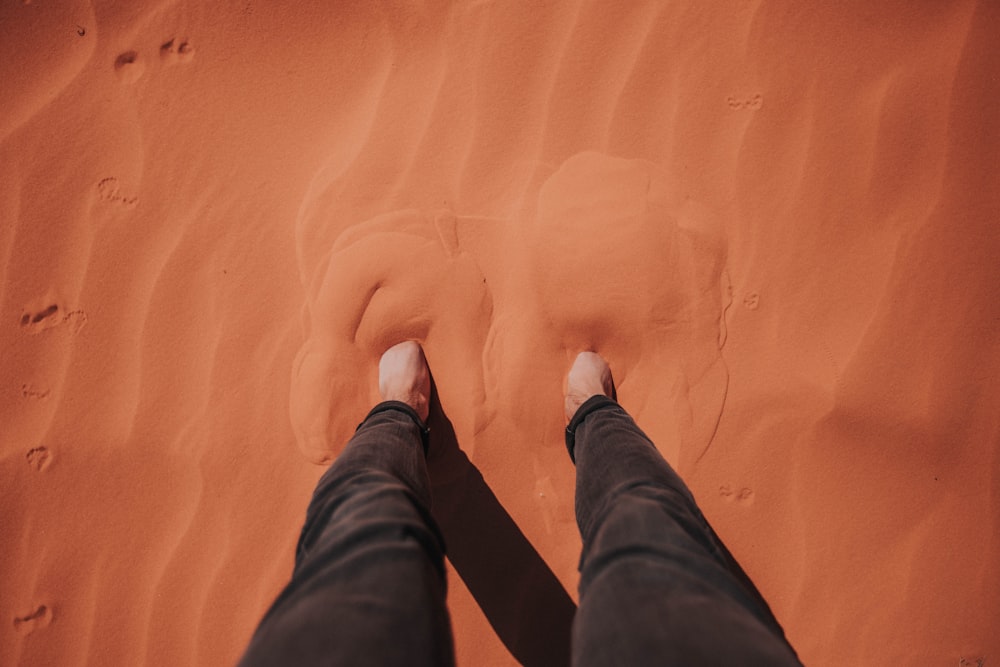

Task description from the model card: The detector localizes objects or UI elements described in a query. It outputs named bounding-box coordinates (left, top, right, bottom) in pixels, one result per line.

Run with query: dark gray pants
left=239, top=397, right=801, bottom=666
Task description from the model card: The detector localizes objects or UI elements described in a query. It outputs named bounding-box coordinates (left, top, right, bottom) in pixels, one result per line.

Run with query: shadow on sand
left=427, top=389, right=576, bottom=667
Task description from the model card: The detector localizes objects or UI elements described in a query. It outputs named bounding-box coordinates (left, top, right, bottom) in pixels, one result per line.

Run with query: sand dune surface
left=2, top=1, right=998, bottom=665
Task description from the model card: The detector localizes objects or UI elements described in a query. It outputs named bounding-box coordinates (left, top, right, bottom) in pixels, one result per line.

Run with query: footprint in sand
left=21, top=384, right=51, bottom=400
left=719, top=485, right=755, bottom=505
left=19, top=304, right=88, bottom=335
left=491, top=151, right=729, bottom=466
left=97, top=177, right=138, bottom=207
left=959, top=658, right=985, bottom=667
left=63, top=309, right=88, bottom=334
left=114, top=51, right=144, bottom=83
left=289, top=210, right=493, bottom=464
left=13, top=605, right=52, bottom=636
left=20, top=304, right=60, bottom=332
left=26, top=447, right=51, bottom=471
left=727, top=93, right=763, bottom=110
left=160, top=38, right=195, bottom=66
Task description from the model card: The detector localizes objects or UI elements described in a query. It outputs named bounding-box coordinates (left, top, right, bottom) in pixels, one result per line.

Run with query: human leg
left=566, top=353, right=800, bottom=666
left=238, top=343, right=454, bottom=667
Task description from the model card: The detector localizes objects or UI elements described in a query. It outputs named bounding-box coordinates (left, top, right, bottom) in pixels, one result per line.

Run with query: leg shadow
left=426, top=392, right=576, bottom=667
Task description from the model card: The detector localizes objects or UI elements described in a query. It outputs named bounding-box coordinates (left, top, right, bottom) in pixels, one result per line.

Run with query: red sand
left=2, top=1, right=997, bottom=665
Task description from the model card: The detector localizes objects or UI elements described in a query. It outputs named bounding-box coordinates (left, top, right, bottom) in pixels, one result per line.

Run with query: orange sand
left=2, top=2, right=998, bottom=665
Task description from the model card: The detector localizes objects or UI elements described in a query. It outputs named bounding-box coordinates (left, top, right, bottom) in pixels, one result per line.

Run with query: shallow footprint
left=13, top=605, right=52, bottom=636
left=160, top=38, right=194, bottom=66
left=114, top=51, right=144, bottom=83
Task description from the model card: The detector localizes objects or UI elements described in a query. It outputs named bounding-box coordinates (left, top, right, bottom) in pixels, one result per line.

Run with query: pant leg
left=238, top=401, right=455, bottom=667
left=567, top=396, right=801, bottom=667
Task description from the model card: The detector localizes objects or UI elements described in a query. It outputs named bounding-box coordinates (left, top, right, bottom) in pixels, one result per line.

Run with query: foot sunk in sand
left=289, top=210, right=492, bottom=464
left=564, top=351, right=615, bottom=424
left=379, top=341, right=431, bottom=423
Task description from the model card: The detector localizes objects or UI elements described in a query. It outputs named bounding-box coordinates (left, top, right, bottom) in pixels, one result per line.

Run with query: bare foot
left=565, top=351, right=614, bottom=423
left=379, top=341, right=431, bottom=422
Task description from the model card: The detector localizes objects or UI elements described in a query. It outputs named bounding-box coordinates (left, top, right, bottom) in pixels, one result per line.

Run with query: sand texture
left=2, top=1, right=998, bottom=665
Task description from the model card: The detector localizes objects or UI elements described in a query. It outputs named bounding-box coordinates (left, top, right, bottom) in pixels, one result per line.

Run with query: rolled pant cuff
left=565, top=394, right=619, bottom=463
left=358, top=400, right=431, bottom=455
